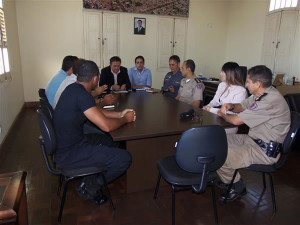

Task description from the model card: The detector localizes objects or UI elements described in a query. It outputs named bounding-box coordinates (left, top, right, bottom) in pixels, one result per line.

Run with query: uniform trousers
left=217, top=134, right=279, bottom=184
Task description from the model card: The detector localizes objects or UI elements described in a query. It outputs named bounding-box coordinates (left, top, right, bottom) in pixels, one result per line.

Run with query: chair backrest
left=276, top=111, right=300, bottom=169
left=38, top=88, right=48, bottom=101
left=284, top=93, right=300, bottom=113
left=176, top=125, right=228, bottom=173
left=39, top=98, right=54, bottom=122
left=37, top=108, right=60, bottom=175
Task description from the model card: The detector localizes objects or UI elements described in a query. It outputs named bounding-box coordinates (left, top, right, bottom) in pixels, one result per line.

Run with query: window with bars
left=0, top=0, right=10, bottom=80
left=269, top=0, right=299, bottom=11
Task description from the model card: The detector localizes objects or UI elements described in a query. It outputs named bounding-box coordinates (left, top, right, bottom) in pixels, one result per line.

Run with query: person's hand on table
left=112, top=84, right=121, bottom=90
left=122, top=109, right=136, bottom=122
left=220, top=103, right=232, bottom=114
left=203, top=105, right=211, bottom=111
left=120, top=84, right=126, bottom=90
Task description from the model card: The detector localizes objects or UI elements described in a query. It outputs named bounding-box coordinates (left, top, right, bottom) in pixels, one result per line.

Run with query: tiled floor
left=0, top=107, right=299, bottom=225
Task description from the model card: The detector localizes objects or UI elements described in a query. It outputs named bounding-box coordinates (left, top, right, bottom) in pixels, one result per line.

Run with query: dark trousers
left=59, top=133, right=131, bottom=197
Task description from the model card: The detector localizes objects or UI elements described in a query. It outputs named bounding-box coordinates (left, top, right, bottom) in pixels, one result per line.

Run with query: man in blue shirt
left=128, top=55, right=152, bottom=89
left=46, top=55, right=78, bottom=106
left=161, top=55, right=183, bottom=98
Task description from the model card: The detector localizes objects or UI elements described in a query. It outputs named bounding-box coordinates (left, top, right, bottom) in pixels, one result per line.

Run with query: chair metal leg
left=57, top=175, right=63, bottom=196
left=224, top=169, right=238, bottom=203
left=58, top=178, right=70, bottom=223
left=210, top=181, right=219, bottom=225
left=153, top=174, right=161, bottom=199
left=268, top=173, right=277, bottom=214
left=172, top=185, right=176, bottom=225
left=101, top=173, right=115, bottom=211
left=262, top=172, right=266, bottom=190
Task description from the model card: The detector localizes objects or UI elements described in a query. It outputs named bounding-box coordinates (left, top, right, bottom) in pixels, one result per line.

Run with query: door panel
left=274, top=11, right=298, bottom=75
left=103, top=13, right=119, bottom=67
left=261, top=12, right=281, bottom=72
left=157, top=18, right=174, bottom=68
left=84, top=13, right=102, bottom=67
left=174, top=19, right=187, bottom=63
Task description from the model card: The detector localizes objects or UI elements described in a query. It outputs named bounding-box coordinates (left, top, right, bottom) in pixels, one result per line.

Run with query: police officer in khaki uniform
left=216, top=65, right=290, bottom=201
left=176, top=59, right=205, bottom=108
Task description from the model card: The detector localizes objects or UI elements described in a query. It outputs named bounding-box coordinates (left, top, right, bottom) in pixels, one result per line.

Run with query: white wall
left=186, top=0, right=229, bottom=78
left=119, top=0, right=229, bottom=89
left=289, top=5, right=300, bottom=80
left=225, top=0, right=269, bottom=69
left=0, top=0, right=24, bottom=145
left=16, top=0, right=84, bottom=102
left=14, top=0, right=298, bottom=102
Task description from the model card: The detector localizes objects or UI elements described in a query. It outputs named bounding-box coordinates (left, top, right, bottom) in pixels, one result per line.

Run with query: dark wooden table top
left=109, top=91, right=234, bottom=141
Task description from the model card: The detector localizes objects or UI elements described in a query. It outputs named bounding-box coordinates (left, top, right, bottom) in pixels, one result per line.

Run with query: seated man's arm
left=220, top=103, right=244, bottom=114
left=91, top=85, right=108, bottom=97
left=84, top=106, right=134, bottom=132
left=217, top=110, right=244, bottom=126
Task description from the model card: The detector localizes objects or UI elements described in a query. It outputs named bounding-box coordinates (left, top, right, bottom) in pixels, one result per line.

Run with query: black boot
left=219, top=179, right=247, bottom=201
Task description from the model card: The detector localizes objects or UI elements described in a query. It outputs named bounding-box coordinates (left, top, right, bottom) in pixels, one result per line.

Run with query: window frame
left=0, top=0, right=11, bottom=83
left=269, top=0, right=299, bottom=12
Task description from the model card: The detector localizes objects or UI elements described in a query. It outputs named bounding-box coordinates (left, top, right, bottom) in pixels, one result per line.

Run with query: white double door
left=262, top=10, right=298, bottom=75
left=157, top=17, right=187, bottom=68
left=83, top=12, right=119, bottom=68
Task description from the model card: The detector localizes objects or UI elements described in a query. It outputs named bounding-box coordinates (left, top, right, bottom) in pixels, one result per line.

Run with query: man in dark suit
left=134, top=19, right=145, bottom=35
left=100, top=56, right=131, bottom=90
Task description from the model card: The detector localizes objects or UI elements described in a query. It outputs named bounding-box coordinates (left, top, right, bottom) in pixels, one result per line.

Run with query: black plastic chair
left=284, top=93, right=300, bottom=113
left=37, top=108, right=115, bottom=224
left=39, top=98, right=54, bottom=122
left=153, top=126, right=228, bottom=225
left=38, top=88, right=48, bottom=101
left=223, top=111, right=300, bottom=214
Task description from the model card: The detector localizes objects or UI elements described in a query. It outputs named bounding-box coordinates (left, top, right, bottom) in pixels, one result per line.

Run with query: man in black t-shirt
left=54, top=60, right=136, bottom=205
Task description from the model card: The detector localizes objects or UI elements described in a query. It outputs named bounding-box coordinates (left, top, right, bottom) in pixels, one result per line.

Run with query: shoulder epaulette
left=194, top=78, right=202, bottom=83
left=255, top=93, right=268, bottom=101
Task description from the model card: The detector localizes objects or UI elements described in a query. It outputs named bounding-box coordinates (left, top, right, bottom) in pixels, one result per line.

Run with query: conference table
left=109, top=90, right=233, bottom=193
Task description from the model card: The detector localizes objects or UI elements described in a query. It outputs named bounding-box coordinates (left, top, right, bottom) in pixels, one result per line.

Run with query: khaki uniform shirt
left=178, top=77, right=205, bottom=105
left=238, top=86, right=290, bottom=143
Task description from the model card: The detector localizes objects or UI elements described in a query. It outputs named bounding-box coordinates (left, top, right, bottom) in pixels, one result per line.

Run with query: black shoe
left=219, top=188, right=247, bottom=202
left=216, top=181, right=230, bottom=190
left=77, top=182, right=94, bottom=200
left=91, top=193, right=108, bottom=205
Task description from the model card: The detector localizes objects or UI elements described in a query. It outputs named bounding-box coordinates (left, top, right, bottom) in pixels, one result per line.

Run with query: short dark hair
left=72, top=58, right=85, bottom=75
left=61, top=55, right=78, bottom=72
left=135, top=55, right=144, bottom=63
left=221, top=62, right=244, bottom=86
left=137, top=19, right=142, bottom=23
left=169, top=55, right=180, bottom=63
left=185, top=59, right=195, bottom=73
left=248, top=65, right=273, bottom=88
left=110, top=56, right=121, bottom=65
left=77, top=60, right=99, bottom=82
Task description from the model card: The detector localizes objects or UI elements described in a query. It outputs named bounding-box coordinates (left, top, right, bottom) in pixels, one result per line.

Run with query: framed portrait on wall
left=134, top=17, right=146, bottom=35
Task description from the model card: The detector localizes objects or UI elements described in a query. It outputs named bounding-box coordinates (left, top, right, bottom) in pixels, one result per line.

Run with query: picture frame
left=134, top=17, right=146, bottom=35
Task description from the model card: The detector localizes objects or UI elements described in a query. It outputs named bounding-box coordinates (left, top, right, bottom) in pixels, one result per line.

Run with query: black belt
left=252, top=139, right=268, bottom=152
left=252, top=138, right=282, bottom=158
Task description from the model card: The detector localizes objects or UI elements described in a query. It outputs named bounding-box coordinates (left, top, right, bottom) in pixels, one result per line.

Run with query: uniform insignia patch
left=196, top=83, right=203, bottom=89
left=250, top=102, right=258, bottom=110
